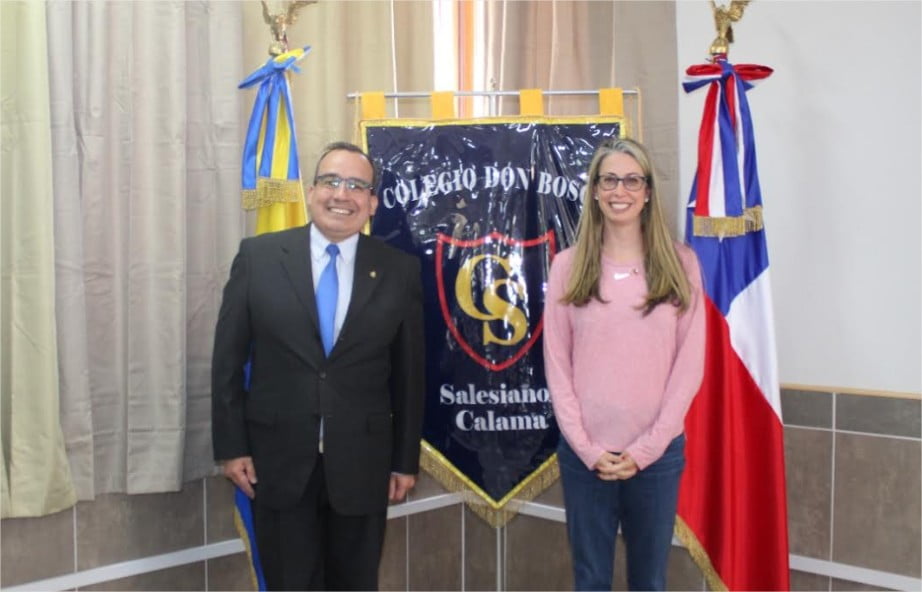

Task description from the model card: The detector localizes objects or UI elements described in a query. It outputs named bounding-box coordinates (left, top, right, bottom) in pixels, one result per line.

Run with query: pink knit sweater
left=543, top=244, right=706, bottom=470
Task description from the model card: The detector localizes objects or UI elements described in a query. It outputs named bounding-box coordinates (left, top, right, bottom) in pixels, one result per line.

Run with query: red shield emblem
left=435, top=231, right=557, bottom=371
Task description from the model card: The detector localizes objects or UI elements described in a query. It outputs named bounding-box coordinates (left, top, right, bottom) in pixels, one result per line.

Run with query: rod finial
left=261, top=0, right=318, bottom=56
left=708, top=0, right=750, bottom=58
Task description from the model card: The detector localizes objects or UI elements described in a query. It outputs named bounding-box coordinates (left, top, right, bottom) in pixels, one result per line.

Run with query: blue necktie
left=316, top=243, right=339, bottom=356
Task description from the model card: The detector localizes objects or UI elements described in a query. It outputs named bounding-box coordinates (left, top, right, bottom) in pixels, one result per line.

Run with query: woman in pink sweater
left=543, top=137, right=705, bottom=591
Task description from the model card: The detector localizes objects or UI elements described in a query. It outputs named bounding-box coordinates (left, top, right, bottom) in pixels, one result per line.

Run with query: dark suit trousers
left=252, top=454, right=387, bottom=591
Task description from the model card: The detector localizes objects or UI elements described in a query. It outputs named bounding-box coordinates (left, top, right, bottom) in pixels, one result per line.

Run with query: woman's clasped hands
left=593, top=451, right=638, bottom=481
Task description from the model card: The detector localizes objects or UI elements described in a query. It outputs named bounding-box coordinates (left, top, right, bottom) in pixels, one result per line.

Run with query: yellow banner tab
left=360, top=92, right=387, bottom=119
left=598, top=88, right=624, bottom=117
left=431, top=91, right=455, bottom=119
left=519, top=89, right=544, bottom=116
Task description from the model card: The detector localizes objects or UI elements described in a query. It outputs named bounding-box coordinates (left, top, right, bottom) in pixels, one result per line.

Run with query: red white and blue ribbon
left=685, top=59, right=772, bottom=236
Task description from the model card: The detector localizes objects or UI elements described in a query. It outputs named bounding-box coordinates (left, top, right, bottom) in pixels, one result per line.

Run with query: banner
left=363, top=118, right=622, bottom=524
left=676, top=58, right=790, bottom=590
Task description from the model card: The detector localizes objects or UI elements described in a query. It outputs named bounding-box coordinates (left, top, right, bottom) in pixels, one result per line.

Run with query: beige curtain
left=46, top=0, right=245, bottom=501
left=481, top=0, right=681, bottom=229
left=481, top=0, right=616, bottom=116
left=2, top=0, right=434, bottom=515
left=12, top=0, right=679, bottom=516
left=1, top=0, right=77, bottom=518
left=241, top=0, right=434, bottom=179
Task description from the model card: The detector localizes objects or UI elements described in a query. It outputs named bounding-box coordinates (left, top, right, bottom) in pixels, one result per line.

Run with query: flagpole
left=677, top=2, right=791, bottom=590
left=233, top=4, right=319, bottom=590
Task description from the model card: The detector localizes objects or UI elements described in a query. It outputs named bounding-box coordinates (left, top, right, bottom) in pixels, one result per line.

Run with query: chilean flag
left=676, top=57, right=790, bottom=591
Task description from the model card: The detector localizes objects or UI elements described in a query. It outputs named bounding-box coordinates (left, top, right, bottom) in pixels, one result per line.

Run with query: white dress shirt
left=310, top=226, right=360, bottom=453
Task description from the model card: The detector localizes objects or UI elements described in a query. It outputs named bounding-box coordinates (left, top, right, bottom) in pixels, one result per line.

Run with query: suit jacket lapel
left=279, top=224, right=320, bottom=332
left=338, top=234, right=382, bottom=346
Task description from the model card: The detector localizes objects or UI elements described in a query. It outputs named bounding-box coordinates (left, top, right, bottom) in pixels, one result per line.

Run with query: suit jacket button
left=319, top=371, right=327, bottom=379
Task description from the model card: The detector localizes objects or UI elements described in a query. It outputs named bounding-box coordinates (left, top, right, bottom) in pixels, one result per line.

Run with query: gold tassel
left=674, top=516, right=729, bottom=591
left=692, top=205, right=764, bottom=238
left=242, top=177, right=304, bottom=210
left=419, top=440, right=560, bottom=527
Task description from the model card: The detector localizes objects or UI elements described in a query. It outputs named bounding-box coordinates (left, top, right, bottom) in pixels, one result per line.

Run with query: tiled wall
left=0, top=476, right=253, bottom=591
left=2, top=389, right=920, bottom=591
left=782, top=389, right=921, bottom=590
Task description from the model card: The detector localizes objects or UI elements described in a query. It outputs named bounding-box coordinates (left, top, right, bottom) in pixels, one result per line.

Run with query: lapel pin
left=370, top=270, right=377, bottom=278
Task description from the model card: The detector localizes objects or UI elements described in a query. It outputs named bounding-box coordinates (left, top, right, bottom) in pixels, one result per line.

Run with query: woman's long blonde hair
left=562, top=137, right=692, bottom=315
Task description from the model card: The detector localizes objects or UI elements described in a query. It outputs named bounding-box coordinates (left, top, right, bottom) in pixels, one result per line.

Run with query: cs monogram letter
left=455, top=254, right=528, bottom=346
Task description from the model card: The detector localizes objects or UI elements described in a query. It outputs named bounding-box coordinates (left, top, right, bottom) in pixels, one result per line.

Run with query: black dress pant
left=252, top=455, right=387, bottom=591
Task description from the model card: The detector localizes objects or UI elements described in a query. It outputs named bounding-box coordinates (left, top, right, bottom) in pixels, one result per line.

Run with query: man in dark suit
left=212, top=142, right=425, bottom=590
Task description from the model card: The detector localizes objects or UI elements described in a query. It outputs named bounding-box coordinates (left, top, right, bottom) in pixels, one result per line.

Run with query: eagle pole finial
left=709, top=0, right=751, bottom=58
left=261, top=0, right=318, bottom=56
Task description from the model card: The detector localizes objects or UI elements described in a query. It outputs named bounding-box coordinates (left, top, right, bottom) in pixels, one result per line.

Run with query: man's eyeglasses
left=314, top=174, right=373, bottom=193
left=596, top=174, right=648, bottom=192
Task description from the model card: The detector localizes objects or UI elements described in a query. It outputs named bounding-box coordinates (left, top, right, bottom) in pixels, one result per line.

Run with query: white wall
left=676, top=1, right=921, bottom=394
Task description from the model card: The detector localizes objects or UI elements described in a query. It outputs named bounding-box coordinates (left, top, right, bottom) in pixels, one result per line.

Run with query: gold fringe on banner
left=419, top=440, right=560, bottom=527
left=674, top=516, right=728, bottom=591
left=241, top=177, right=304, bottom=210
left=692, top=205, right=764, bottom=238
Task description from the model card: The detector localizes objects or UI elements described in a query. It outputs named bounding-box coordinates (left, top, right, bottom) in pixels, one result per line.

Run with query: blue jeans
left=558, top=435, right=685, bottom=591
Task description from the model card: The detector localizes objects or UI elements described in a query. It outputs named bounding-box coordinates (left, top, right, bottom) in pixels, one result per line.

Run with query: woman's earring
left=644, top=197, right=650, bottom=203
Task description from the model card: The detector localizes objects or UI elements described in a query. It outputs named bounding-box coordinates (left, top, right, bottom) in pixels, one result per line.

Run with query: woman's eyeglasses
left=596, top=174, right=647, bottom=192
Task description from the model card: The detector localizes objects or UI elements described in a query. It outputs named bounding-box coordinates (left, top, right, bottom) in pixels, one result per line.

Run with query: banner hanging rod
left=346, top=89, right=638, bottom=99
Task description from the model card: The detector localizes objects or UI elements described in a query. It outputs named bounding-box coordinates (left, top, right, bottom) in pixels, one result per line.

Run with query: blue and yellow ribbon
left=239, top=47, right=310, bottom=233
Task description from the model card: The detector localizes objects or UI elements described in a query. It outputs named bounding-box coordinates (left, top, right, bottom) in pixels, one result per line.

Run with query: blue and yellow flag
left=235, top=46, right=311, bottom=591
